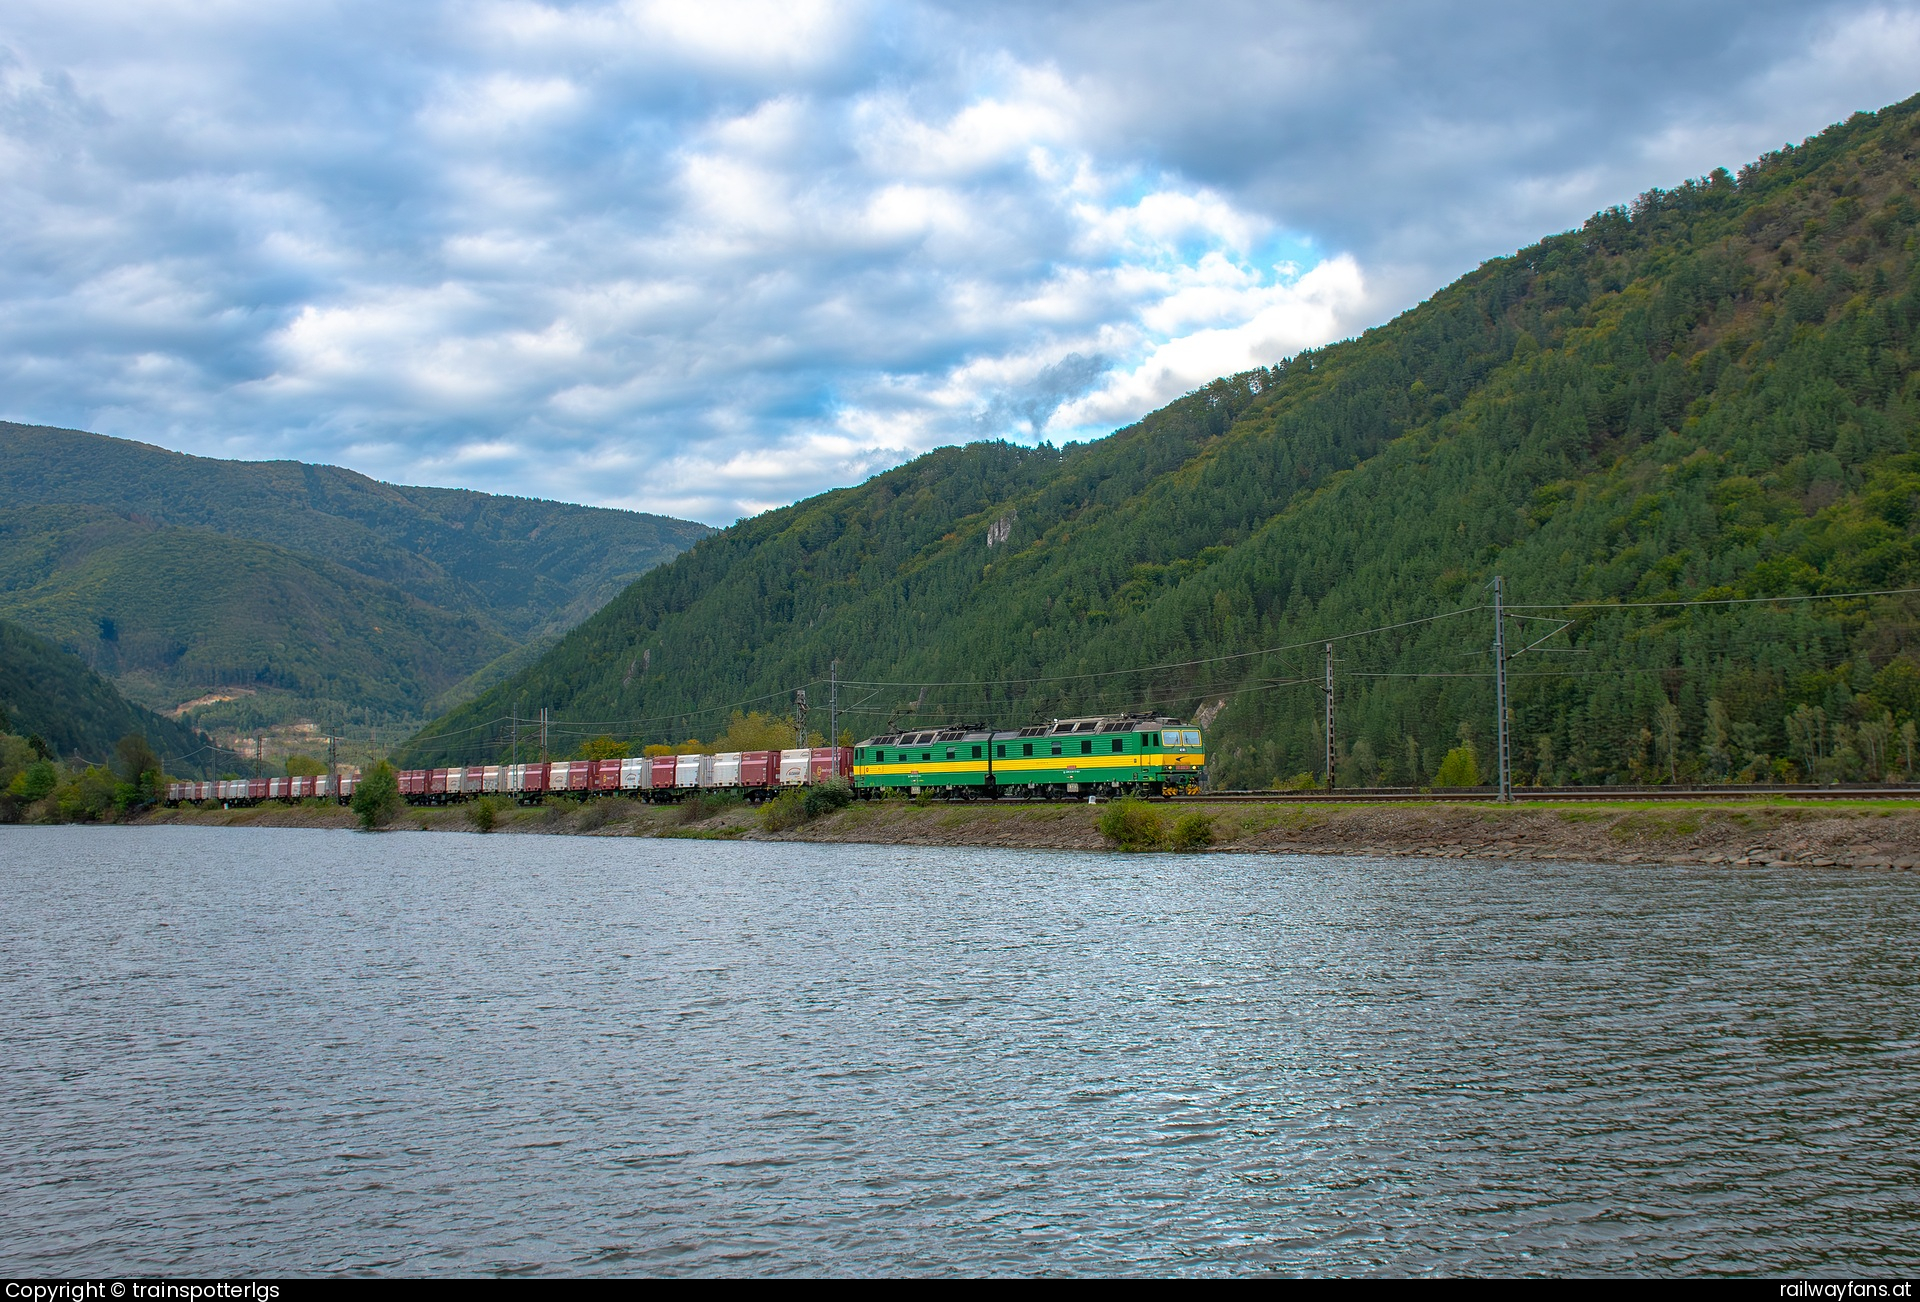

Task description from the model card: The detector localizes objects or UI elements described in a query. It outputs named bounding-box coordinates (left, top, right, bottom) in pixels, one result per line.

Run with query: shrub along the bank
left=1169, top=811, right=1215, bottom=850
left=351, top=760, right=402, bottom=830
left=760, top=790, right=809, bottom=832
left=468, top=794, right=504, bottom=832
left=759, top=780, right=854, bottom=833
left=1099, top=798, right=1165, bottom=851
left=679, top=791, right=743, bottom=824
left=803, top=780, right=853, bottom=819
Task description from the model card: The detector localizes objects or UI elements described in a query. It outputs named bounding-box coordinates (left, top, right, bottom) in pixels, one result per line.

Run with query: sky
left=2, top=2, right=1918, bottom=524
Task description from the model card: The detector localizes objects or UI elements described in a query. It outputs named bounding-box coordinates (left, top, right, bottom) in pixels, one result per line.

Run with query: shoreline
left=122, top=797, right=1920, bottom=869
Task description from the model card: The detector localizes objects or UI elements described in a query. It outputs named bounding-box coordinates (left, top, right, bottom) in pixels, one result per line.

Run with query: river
left=2, top=825, right=1914, bottom=1275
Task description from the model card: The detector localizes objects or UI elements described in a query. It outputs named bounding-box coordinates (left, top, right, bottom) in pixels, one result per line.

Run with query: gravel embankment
left=136, top=797, right=1920, bottom=868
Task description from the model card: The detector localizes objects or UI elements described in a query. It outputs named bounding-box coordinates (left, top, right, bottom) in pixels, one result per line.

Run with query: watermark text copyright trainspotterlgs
left=6, top=1286, right=279, bottom=1302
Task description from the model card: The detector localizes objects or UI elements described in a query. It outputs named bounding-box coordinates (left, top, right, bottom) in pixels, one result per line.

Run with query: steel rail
left=888, top=785, right=1920, bottom=805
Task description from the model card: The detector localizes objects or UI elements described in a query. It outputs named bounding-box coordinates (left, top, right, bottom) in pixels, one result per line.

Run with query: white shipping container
left=620, top=757, right=649, bottom=790
left=710, top=752, right=742, bottom=786
left=675, top=754, right=703, bottom=788
left=482, top=766, right=502, bottom=793
left=778, top=748, right=813, bottom=786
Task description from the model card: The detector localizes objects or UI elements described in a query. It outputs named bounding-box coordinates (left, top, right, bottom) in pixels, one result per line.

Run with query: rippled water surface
left=2, top=826, right=1917, bottom=1276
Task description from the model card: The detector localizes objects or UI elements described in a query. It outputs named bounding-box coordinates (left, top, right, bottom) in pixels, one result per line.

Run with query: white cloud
left=420, top=73, right=583, bottom=141
left=1057, top=255, right=1368, bottom=429
left=0, top=0, right=1913, bottom=521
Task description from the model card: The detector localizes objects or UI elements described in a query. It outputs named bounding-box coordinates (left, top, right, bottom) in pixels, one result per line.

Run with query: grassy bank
left=129, top=797, right=1920, bottom=869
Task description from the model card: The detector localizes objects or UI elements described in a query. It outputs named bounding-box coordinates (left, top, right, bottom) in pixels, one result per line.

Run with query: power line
left=833, top=606, right=1486, bottom=692
left=1508, top=584, right=1920, bottom=611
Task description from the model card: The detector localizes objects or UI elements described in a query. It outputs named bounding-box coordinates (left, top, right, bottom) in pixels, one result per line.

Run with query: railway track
left=970, top=785, right=1920, bottom=805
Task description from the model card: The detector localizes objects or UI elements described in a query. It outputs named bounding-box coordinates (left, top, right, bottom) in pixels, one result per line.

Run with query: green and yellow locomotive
left=852, top=714, right=1206, bottom=799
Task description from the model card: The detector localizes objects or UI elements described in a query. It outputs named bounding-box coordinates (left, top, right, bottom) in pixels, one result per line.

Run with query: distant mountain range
left=407, top=93, right=1920, bottom=789
left=0, top=425, right=710, bottom=734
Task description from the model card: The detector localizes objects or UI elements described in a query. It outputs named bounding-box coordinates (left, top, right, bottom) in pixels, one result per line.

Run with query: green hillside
left=407, top=95, right=1920, bottom=789
left=0, top=505, right=510, bottom=717
left=0, top=618, right=226, bottom=768
left=0, top=426, right=711, bottom=730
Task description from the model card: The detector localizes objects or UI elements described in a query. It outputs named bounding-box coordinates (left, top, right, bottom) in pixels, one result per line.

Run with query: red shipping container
left=740, top=750, right=777, bottom=787
left=465, top=766, right=485, bottom=791
left=248, top=779, right=269, bottom=800
left=523, top=762, right=549, bottom=793
left=650, top=755, right=678, bottom=789
left=569, top=763, right=591, bottom=792
left=591, top=759, right=621, bottom=791
left=400, top=769, right=425, bottom=796
left=809, top=748, right=851, bottom=784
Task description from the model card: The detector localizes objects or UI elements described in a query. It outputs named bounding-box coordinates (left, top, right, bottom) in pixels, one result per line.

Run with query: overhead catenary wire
left=824, top=581, right=1908, bottom=697
left=1506, top=583, right=1920, bottom=610
left=832, top=606, right=1488, bottom=692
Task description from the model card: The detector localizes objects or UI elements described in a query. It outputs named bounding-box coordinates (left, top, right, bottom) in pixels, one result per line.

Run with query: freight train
left=164, top=713, right=1207, bottom=806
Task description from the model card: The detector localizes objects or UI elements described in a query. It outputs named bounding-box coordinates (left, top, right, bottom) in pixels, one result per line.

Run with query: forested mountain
left=407, top=95, right=1920, bottom=788
left=0, top=618, right=224, bottom=767
left=0, top=426, right=710, bottom=730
